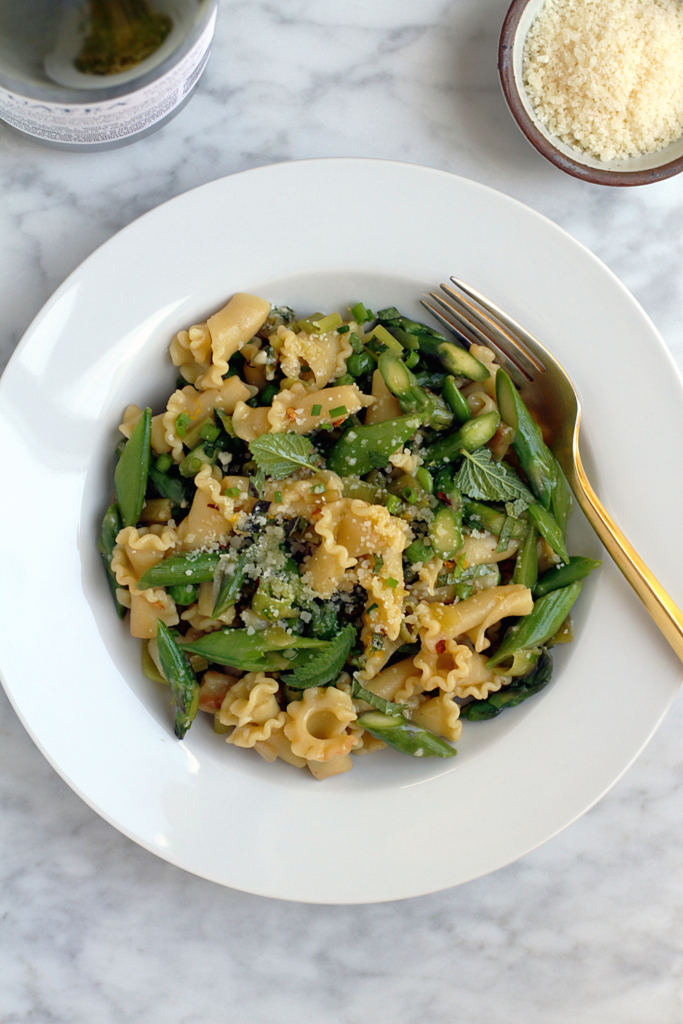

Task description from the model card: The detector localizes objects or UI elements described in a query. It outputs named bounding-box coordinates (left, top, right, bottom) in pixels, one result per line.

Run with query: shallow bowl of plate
left=1, top=158, right=683, bottom=903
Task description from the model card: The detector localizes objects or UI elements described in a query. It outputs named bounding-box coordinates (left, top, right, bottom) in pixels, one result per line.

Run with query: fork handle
left=572, top=453, right=683, bottom=662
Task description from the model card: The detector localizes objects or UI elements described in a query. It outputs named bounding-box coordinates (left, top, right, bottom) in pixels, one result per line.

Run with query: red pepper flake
left=435, top=639, right=447, bottom=654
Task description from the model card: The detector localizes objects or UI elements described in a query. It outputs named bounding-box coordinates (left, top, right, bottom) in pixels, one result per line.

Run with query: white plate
left=1, top=159, right=682, bottom=904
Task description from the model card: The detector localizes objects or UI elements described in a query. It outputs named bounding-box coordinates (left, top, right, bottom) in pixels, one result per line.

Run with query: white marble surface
left=2, top=1, right=683, bottom=1020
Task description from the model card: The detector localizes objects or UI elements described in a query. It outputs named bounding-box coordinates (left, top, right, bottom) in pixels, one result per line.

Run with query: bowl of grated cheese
left=499, top=0, right=683, bottom=185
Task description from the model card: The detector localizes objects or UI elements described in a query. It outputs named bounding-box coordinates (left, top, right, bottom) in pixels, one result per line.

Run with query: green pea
left=168, top=583, right=199, bottom=606
left=346, top=350, right=375, bottom=378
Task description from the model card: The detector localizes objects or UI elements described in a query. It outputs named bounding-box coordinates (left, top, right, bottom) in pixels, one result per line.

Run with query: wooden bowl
left=498, top=0, right=683, bottom=186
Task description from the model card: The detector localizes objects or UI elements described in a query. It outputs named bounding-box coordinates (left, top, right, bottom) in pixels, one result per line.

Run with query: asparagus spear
left=527, top=503, right=570, bottom=564
left=533, top=556, right=602, bottom=598
left=375, top=311, right=490, bottom=381
left=378, top=352, right=453, bottom=430
left=136, top=551, right=221, bottom=590
left=421, top=410, right=500, bottom=467
left=512, top=525, right=538, bottom=590
left=495, top=370, right=555, bottom=511
left=486, top=582, right=583, bottom=669
left=356, top=712, right=457, bottom=758
left=98, top=504, right=126, bottom=618
left=462, top=648, right=553, bottom=720
left=156, top=621, right=199, bottom=740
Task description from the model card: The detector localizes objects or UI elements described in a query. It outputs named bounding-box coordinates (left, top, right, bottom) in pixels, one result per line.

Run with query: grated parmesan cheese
left=523, top=0, right=683, bottom=161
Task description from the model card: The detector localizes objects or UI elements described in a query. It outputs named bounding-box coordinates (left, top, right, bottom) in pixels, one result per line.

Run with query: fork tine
left=424, top=293, right=532, bottom=387
left=419, top=298, right=479, bottom=349
left=441, top=282, right=545, bottom=377
left=450, top=277, right=547, bottom=374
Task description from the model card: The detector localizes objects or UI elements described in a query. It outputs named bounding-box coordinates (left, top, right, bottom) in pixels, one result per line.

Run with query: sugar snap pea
left=98, top=503, right=126, bottom=618
left=527, top=502, right=569, bottom=564
left=421, top=409, right=500, bottom=467
left=136, top=551, right=221, bottom=590
left=326, top=414, right=421, bottom=476
left=356, top=712, right=457, bottom=758
left=114, top=407, right=152, bottom=528
left=179, top=627, right=328, bottom=674
left=156, top=621, right=199, bottom=739
left=462, top=648, right=553, bottom=720
left=442, top=375, right=471, bottom=424
left=533, top=556, right=602, bottom=598
left=486, top=582, right=583, bottom=669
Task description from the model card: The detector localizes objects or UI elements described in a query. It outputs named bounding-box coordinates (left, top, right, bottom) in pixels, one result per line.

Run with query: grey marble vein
left=2, top=1, right=683, bottom=1021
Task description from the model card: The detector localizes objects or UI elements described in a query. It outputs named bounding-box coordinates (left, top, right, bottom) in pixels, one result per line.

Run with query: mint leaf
left=249, top=433, right=320, bottom=480
left=454, top=447, right=533, bottom=510
left=283, top=624, right=355, bottom=689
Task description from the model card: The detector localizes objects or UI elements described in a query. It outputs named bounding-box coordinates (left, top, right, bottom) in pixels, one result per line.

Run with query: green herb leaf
left=249, top=433, right=320, bottom=480
left=352, top=678, right=407, bottom=717
left=454, top=447, right=534, bottom=509
left=283, top=624, right=356, bottom=689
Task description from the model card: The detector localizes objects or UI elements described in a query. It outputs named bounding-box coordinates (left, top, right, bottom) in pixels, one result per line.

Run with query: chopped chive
left=402, top=487, right=420, bottom=505
left=224, top=486, right=241, bottom=498
left=319, top=422, right=334, bottom=431
left=384, top=577, right=399, bottom=589
left=337, top=325, right=350, bottom=333
left=299, top=312, right=343, bottom=334
left=406, top=350, right=420, bottom=369
left=312, top=404, right=322, bottom=417
left=385, top=494, right=402, bottom=514
left=199, top=421, right=221, bottom=442
left=274, top=491, right=283, bottom=503
left=175, top=412, right=191, bottom=438
left=367, top=603, right=379, bottom=614
left=351, top=302, right=374, bottom=325
left=311, top=483, right=325, bottom=494
left=155, top=453, right=173, bottom=473
left=329, top=405, right=348, bottom=418
left=373, top=554, right=384, bottom=574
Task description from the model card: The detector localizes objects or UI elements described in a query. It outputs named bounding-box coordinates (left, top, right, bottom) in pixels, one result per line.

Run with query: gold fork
left=422, top=278, right=683, bottom=663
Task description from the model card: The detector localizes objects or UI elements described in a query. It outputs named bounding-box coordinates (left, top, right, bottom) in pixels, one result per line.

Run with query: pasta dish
left=99, top=293, right=599, bottom=779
